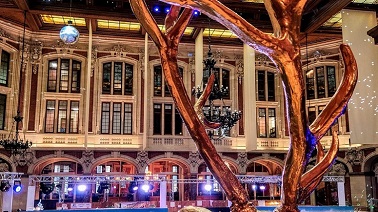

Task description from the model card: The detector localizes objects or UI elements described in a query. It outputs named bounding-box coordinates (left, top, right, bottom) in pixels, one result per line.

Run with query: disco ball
left=59, top=25, right=80, bottom=44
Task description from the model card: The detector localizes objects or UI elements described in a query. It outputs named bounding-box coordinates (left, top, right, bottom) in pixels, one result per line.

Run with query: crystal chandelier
left=192, top=24, right=242, bottom=138
left=0, top=11, right=32, bottom=155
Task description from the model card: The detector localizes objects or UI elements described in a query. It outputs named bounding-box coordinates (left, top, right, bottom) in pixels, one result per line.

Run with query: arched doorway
left=246, top=159, right=283, bottom=202
left=33, top=159, right=84, bottom=210
left=147, top=158, right=190, bottom=201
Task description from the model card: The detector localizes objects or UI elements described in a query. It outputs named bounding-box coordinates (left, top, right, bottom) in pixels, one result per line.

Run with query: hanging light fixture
left=192, top=20, right=242, bottom=139
left=0, top=11, right=32, bottom=155
left=59, top=0, right=79, bottom=44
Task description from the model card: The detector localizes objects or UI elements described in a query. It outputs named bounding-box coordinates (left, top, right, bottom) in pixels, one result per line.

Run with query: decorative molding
left=81, top=150, right=94, bottom=168
left=345, top=148, right=364, bottom=166
left=236, top=152, right=248, bottom=174
left=135, top=151, right=149, bottom=173
left=12, top=149, right=35, bottom=167
left=188, top=151, right=201, bottom=170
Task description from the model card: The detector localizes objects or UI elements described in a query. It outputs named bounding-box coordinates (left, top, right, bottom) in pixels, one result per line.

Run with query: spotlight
left=204, top=184, right=212, bottom=192
left=193, top=10, right=200, bottom=16
left=153, top=6, right=160, bottom=12
left=40, top=183, right=54, bottom=195
left=128, top=181, right=138, bottom=193
left=67, top=187, right=73, bottom=192
left=141, top=184, right=150, bottom=192
left=0, top=180, right=11, bottom=192
left=13, top=181, right=22, bottom=193
left=165, top=8, right=170, bottom=13
left=252, top=184, right=257, bottom=191
left=259, top=185, right=266, bottom=191
left=77, top=184, right=86, bottom=192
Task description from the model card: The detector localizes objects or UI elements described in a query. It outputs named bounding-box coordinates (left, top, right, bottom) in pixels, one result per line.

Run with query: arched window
left=257, top=107, right=276, bottom=138
left=102, top=62, right=133, bottom=95
left=153, top=65, right=183, bottom=97
left=47, top=59, right=81, bottom=93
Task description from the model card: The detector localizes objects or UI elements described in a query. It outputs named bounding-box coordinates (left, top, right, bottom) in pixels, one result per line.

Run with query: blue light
left=165, top=8, right=170, bottom=13
left=153, top=6, right=160, bottom=12
left=194, top=10, right=200, bottom=16
left=13, top=181, right=22, bottom=193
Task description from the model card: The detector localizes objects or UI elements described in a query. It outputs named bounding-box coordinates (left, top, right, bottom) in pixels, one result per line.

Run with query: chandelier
left=0, top=11, right=32, bottom=155
left=192, top=24, right=242, bottom=138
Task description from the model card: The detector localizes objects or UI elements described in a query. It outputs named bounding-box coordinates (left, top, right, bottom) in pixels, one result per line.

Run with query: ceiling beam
left=301, top=0, right=352, bottom=33
left=12, top=0, right=29, bottom=10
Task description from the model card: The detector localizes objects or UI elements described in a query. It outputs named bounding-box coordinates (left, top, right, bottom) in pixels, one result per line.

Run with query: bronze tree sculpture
left=130, top=0, right=358, bottom=211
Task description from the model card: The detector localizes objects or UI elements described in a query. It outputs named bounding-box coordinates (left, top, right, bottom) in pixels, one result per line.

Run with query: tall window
left=101, top=102, right=133, bottom=134
left=153, top=103, right=183, bottom=135
left=0, top=94, right=6, bottom=130
left=203, top=68, right=230, bottom=99
left=102, top=62, right=133, bottom=95
left=154, top=65, right=183, bottom=97
left=257, top=70, right=275, bottom=101
left=0, top=50, right=10, bottom=86
left=257, top=107, right=276, bottom=138
left=47, top=59, right=81, bottom=93
left=45, top=100, right=80, bottom=133
left=306, top=65, right=337, bottom=99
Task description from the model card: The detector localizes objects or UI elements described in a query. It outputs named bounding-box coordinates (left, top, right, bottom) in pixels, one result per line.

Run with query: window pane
left=112, top=103, right=121, bottom=134
left=124, top=64, right=133, bottom=95
left=316, top=66, right=325, bottom=98
left=0, top=50, right=10, bottom=86
left=258, top=108, right=266, bottom=137
left=258, top=71, right=266, bottom=101
left=70, top=101, right=79, bottom=133
left=71, top=61, right=81, bottom=93
left=222, top=69, right=230, bottom=99
left=58, top=101, right=67, bottom=133
left=113, top=62, right=122, bottom=95
left=60, top=59, right=69, bottom=92
left=154, top=66, right=162, bottom=96
left=48, top=60, right=58, bottom=91
left=101, top=102, right=110, bottom=134
left=327, top=66, right=336, bottom=97
left=153, top=104, right=162, bottom=134
left=268, top=108, right=276, bottom=138
left=102, top=63, right=111, bottom=94
left=267, top=72, right=275, bottom=101
left=124, top=103, right=132, bottom=134
left=164, top=104, right=173, bottom=135
left=306, top=69, right=315, bottom=99
left=164, top=78, right=171, bottom=97
left=45, top=100, right=56, bottom=133
left=175, top=109, right=183, bottom=135
left=0, top=94, right=6, bottom=130
left=308, top=106, right=316, bottom=124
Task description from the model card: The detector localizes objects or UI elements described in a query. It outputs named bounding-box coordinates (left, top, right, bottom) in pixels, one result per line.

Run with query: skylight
left=41, top=15, right=86, bottom=26
left=322, top=12, right=342, bottom=28
left=203, top=28, right=238, bottom=38
left=97, top=20, right=141, bottom=31
left=157, top=25, right=195, bottom=36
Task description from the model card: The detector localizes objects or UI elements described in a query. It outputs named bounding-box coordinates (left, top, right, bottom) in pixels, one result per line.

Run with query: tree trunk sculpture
left=130, top=0, right=358, bottom=211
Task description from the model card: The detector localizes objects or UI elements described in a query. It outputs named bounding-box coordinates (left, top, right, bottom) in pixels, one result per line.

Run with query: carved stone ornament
left=0, top=28, right=10, bottom=39
left=188, top=151, right=201, bottom=168
left=236, top=57, right=244, bottom=84
left=345, top=148, right=364, bottom=165
left=236, top=152, right=248, bottom=169
left=91, top=46, right=97, bottom=76
left=0, top=162, right=9, bottom=172
left=81, top=150, right=94, bottom=167
left=12, top=150, right=35, bottom=167
left=105, top=44, right=137, bottom=57
left=326, top=162, right=346, bottom=176
left=136, top=151, right=149, bottom=171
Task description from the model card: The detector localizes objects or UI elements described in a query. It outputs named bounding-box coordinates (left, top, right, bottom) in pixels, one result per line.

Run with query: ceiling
left=0, top=0, right=377, bottom=46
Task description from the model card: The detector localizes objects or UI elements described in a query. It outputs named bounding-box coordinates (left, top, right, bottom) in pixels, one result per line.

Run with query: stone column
left=2, top=181, right=14, bottom=212
left=160, top=180, right=167, bottom=208
left=338, top=181, right=346, bottom=206
left=26, top=185, right=36, bottom=211
left=84, top=19, right=92, bottom=148
left=143, top=33, right=149, bottom=149
left=243, top=44, right=257, bottom=151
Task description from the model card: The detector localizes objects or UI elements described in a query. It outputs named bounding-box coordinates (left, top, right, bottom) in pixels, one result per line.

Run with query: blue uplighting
left=153, top=6, right=160, bottom=12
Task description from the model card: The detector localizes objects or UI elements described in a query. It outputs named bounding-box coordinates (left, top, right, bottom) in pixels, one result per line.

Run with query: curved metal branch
left=310, top=44, right=358, bottom=140
left=299, top=125, right=339, bottom=201
left=160, top=0, right=279, bottom=55
left=297, top=141, right=325, bottom=203
left=130, top=0, right=166, bottom=48
left=165, top=5, right=181, bottom=32
left=264, top=0, right=281, bottom=38
left=194, top=73, right=222, bottom=129
left=167, top=8, right=193, bottom=39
